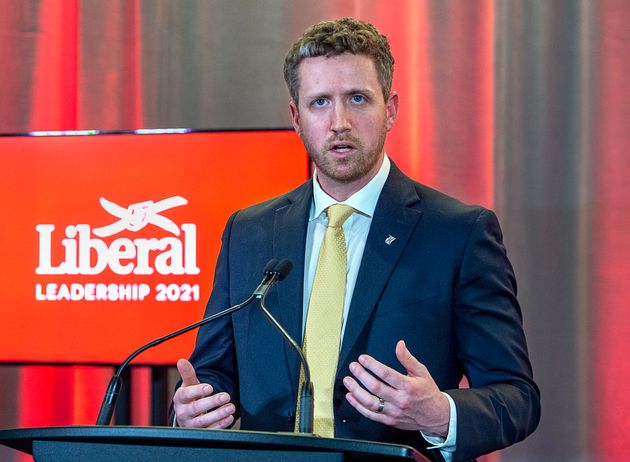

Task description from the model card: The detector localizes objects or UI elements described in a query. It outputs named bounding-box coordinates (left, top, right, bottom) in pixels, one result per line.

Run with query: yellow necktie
left=297, top=204, right=355, bottom=437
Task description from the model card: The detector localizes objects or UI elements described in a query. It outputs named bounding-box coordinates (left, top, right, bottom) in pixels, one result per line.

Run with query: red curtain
left=593, top=1, right=630, bottom=459
left=2, top=4, right=151, bottom=462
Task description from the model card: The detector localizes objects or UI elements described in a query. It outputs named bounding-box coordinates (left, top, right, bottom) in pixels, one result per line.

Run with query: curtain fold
left=592, top=1, right=630, bottom=459
left=494, top=1, right=597, bottom=460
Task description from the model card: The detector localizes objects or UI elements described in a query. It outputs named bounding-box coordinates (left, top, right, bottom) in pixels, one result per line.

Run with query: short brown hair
left=283, top=17, right=395, bottom=104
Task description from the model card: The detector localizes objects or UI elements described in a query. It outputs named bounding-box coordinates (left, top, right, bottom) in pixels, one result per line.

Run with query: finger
left=174, top=382, right=214, bottom=405
left=343, top=375, right=389, bottom=414
left=395, top=340, right=429, bottom=378
left=207, top=410, right=236, bottom=429
left=191, top=402, right=236, bottom=429
left=357, top=354, right=407, bottom=390
left=178, top=390, right=230, bottom=419
left=177, top=358, right=200, bottom=387
left=347, top=361, right=398, bottom=402
left=345, top=391, right=391, bottom=425
left=176, top=391, right=233, bottom=427
left=209, top=413, right=236, bottom=430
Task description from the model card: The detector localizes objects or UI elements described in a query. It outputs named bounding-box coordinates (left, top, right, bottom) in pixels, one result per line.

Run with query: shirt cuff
left=421, top=392, right=457, bottom=454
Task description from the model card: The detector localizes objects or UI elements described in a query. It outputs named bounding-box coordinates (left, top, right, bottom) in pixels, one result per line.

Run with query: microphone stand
left=258, top=283, right=314, bottom=434
left=95, top=258, right=314, bottom=434
left=95, top=293, right=257, bottom=425
left=96, top=258, right=283, bottom=426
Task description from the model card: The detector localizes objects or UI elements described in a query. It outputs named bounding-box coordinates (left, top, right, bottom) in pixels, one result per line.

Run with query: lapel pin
left=385, top=234, right=396, bottom=245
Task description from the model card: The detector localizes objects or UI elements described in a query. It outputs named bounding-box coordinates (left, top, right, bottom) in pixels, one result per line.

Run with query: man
left=173, top=18, right=540, bottom=462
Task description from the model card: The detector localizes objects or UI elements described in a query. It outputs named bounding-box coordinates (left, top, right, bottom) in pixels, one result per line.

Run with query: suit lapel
left=338, top=165, right=423, bottom=371
left=272, top=181, right=312, bottom=396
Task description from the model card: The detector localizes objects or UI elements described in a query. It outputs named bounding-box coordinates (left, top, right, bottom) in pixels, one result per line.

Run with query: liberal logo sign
left=36, top=196, right=200, bottom=276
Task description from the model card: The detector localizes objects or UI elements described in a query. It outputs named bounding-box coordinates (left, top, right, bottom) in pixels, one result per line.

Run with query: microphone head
left=263, top=258, right=279, bottom=275
left=274, top=259, right=294, bottom=280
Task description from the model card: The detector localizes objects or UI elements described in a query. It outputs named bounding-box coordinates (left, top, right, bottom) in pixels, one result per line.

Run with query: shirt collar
left=310, top=154, right=391, bottom=221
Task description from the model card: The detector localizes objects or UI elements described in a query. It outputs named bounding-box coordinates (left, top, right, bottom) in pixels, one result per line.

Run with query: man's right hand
left=172, top=358, right=236, bottom=428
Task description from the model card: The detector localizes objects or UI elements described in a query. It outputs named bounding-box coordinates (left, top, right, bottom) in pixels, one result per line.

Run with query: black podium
left=0, top=426, right=429, bottom=462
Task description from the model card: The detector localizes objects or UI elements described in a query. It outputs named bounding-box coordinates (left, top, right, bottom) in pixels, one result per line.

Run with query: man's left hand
left=343, top=339, right=450, bottom=438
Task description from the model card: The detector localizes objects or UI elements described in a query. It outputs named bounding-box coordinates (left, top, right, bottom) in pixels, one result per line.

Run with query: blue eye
left=351, top=95, right=365, bottom=103
left=313, top=98, right=327, bottom=107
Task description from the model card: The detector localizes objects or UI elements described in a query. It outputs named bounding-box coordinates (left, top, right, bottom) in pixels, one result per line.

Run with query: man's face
left=289, top=53, right=398, bottom=199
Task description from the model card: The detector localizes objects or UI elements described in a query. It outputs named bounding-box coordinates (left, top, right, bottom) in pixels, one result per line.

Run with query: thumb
left=177, top=358, right=201, bottom=387
left=395, top=340, right=428, bottom=377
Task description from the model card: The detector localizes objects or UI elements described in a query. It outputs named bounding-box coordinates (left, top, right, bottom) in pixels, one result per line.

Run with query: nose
left=330, top=103, right=351, bottom=134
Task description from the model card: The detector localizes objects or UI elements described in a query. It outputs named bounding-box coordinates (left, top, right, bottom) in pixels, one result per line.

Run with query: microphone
left=273, top=259, right=294, bottom=280
left=95, top=258, right=283, bottom=426
left=255, top=259, right=314, bottom=434
left=252, top=258, right=281, bottom=297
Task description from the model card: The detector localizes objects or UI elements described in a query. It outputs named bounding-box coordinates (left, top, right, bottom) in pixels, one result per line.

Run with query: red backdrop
left=0, top=131, right=307, bottom=364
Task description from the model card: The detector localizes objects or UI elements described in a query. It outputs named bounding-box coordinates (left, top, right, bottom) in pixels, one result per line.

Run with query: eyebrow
left=303, top=87, right=377, bottom=100
left=345, top=87, right=375, bottom=97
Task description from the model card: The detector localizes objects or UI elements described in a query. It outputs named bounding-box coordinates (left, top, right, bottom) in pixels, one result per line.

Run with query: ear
left=385, top=91, right=399, bottom=132
left=289, top=99, right=300, bottom=133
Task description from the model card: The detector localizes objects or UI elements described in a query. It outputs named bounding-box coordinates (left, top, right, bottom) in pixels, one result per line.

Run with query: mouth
left=328, top=141, right=357, bottom=153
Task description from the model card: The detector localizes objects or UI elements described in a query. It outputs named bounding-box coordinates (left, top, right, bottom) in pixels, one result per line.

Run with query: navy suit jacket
left=188, top=163, right=540, bottom=462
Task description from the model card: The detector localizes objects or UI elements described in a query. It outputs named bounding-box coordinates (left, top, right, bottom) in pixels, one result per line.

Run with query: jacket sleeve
left=446, top=209, right=541, bottom=461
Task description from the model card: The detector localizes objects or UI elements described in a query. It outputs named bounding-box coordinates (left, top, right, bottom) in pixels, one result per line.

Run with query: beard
left=299, top=127, right=387, bottom=185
